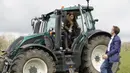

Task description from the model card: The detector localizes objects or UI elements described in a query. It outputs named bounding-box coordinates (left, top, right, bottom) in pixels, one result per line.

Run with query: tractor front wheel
left=80, top=35, right=120, bottom=73
left=10, top=49, right=56, bottom=73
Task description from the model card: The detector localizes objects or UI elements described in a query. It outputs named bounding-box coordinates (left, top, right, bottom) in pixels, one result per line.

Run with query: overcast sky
left=0, top=0, right=130, bottom=41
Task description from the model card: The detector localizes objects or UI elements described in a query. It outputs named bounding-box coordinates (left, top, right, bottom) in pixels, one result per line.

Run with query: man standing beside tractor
left=100, top=26, right=121, bottom=73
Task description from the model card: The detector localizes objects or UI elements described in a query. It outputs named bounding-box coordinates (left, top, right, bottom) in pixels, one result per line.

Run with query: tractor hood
left=6, top=33, right=49, bottom=58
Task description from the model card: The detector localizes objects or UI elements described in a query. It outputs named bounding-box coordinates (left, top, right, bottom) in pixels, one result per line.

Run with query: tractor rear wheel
left=80, top=35, right=120, bottom=73
left=10, top=49, right=56, bottom=73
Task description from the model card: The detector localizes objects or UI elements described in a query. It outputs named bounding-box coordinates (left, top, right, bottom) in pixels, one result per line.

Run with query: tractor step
left=54, top=51, right=65, bottom=72
left=54, top=51, right=76, bottom=73
left=65, top=55, right=75, bottom=65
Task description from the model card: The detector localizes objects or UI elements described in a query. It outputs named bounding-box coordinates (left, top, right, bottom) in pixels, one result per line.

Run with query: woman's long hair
left=64, top=12, right=78, bottom=28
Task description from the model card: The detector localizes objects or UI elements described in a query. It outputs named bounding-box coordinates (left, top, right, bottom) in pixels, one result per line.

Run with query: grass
left=117, top=49, right=130, bottom=73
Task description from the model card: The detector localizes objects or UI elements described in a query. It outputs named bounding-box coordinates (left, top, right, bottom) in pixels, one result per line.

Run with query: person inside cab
left=62, top=12, right=81, bottom=51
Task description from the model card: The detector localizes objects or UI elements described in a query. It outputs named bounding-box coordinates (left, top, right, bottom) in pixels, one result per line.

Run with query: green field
left=117, top=50, right=130, bottom=73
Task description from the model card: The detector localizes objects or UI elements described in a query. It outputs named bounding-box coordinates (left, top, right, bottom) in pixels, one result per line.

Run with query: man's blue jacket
left=106, top=35, right=121, bottom=63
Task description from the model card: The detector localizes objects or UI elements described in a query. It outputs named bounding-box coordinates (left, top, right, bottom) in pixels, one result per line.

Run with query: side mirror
left=94, top=19, right=99, bottom=22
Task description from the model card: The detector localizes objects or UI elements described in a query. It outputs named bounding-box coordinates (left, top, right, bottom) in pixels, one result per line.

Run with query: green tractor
left=0, top=1, right=119, bottom=73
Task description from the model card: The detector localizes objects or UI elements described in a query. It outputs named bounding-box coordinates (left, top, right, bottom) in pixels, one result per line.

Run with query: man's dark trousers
left=100, top=59, right=113, bottom=73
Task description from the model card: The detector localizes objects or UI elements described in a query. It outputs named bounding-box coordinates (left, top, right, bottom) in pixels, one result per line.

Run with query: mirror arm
left=94, top=19, right=99, bottom=22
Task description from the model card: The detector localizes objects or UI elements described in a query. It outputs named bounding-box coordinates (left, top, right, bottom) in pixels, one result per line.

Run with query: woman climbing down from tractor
left=62, top=12, right=81, bottom=50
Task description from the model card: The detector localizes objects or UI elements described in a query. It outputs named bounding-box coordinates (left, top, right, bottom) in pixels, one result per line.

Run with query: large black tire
left=80, top=35, right=120, bottom=73
left=10, top=49, right=56, bottom=73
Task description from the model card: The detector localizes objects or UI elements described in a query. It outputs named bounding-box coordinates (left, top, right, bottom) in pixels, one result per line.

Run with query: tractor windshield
left=76, top=14, right=86, bottom=32
left=76, top=11, right=94, bottom=32
left=79, top=5, right=95, bottom=32
left=45, top=14, right=56, bottom=32
left=83, top=10, right=95, bottom=30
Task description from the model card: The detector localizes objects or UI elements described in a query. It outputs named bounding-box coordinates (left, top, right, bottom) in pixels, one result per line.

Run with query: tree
left=0, top=36, right=9, bottom=51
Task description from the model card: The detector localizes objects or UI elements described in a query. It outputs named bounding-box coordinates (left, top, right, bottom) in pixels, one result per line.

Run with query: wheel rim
left=23, top=58, right=48, bottom=73
left=91, top=45, right=107, bottom=72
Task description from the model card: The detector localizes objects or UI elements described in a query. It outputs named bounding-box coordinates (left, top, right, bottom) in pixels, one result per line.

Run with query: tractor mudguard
left=72, top=30, right=111, bottom=68
left=87, top=30, right=111, bottom=39
left=20, top=44, right=58, bottom=62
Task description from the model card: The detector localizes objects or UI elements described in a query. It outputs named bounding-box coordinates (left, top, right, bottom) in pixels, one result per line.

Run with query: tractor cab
left=31, top=5, right=97, bottom=33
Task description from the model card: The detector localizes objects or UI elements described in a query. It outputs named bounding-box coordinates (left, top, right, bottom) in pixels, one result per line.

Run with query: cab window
left=46, top=14, right=56, bottom=32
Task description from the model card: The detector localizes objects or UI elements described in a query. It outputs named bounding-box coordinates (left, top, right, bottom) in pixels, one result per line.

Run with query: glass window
left=83, top=12, right=94, bottom=30
left=47, top=14, right=56, bottom=32
left=76, top=15, right=83, bottom=32
left=77, top=14, right=87, bottom=32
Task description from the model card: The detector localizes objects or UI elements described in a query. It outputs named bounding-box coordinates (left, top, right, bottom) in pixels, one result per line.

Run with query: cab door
left=43, top=14, right=57, bottom=50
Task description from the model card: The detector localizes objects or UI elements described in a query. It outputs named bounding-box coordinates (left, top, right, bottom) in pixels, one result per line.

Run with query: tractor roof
left=45, top=5, right=94, bottom=16
left=62, top=6, right=94, bottom=11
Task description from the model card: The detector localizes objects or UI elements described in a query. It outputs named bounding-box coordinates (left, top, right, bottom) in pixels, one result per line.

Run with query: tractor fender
left=82, top=30, right=111, bottom=56
left=73, top=30, right=111, bottom=52
left=72, top=30, right=111, bottom=68
left=88, top=30, right=111, bottom=39
left=20, top=44, right=58, bottom=62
